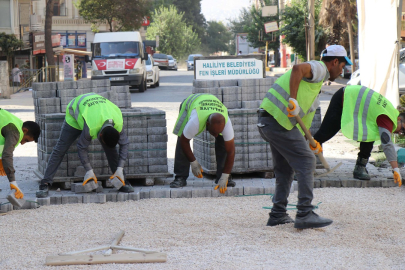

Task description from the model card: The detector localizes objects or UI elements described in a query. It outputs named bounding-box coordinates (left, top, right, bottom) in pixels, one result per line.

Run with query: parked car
left=145, top=54, right=159, bottom=88
left=153, top=53, right=169, bottom=69
left=186, top=54, right=203, bottom=71
left=341, top=64, right=352, bottom=78
left=167, top=55, right=177, bottom=70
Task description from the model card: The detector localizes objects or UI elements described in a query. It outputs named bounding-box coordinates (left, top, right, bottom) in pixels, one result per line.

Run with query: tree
left=280, top=0, right=325, bottom=60
left=228, top=7, right=252, bottom=55
left=0, top=32, right=24, bottom=73
left=76, top=0, right=151, bottom=32
left=152, top=0, right=206, bottom=39
left=146, top=5, right=200, bottom=59
left=45, top=0, right=55, bottom=81
left=319, top=0, right=357, bottom=70
left=202, top=21, right=233, bottom=55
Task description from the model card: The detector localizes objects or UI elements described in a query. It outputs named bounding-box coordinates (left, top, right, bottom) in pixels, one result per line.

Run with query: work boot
left=353, top=157, right=371, bottom=180
left=294, top=211, right=333, bottom=229
left=36, top=183, right=50, bottom=198
left=118, top=181, right=134, bottom=193
left=170, top=177, right=187, bottom=188
left=266, top=213, right=294, bottom=226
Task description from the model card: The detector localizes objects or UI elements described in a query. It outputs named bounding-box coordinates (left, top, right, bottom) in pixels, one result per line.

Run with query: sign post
left=63, top=54, right=74, bottom=81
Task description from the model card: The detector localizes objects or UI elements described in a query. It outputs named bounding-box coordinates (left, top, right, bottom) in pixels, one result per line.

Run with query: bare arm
left=180, top=134, right=196, bottom=162
left=223, top=139, right=235, bottom=174
left=289, top=63, right=313, bottom=99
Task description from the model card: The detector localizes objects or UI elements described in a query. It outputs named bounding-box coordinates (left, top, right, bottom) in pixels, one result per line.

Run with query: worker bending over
left=0, top=109, right=40, bottom=199
left=314, top=85, right=402, bottom=185
left=258, top=45, right=350, bottom=229
left=36, top=93, right=131, bottom=198
left=171, top=94, right=235, bottom=193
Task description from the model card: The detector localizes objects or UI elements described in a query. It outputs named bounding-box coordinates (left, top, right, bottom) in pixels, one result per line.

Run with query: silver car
left=167, top=55, right=177, bottom=71
left=186, top=54, right=203, bottom=71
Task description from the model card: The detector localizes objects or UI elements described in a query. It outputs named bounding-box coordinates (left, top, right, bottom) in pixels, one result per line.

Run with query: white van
left=89, top=31, right=148, bottom=92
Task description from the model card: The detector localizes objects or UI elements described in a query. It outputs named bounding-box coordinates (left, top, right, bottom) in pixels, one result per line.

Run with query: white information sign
left=195, top=58, right=263, bottom=80
left=264, top=21, right=279, bottom=33
left=63, top=54, right=74, bottom=81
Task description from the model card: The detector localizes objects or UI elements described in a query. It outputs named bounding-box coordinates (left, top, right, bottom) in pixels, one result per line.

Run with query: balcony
left=43, top=7, right=67, bottom=17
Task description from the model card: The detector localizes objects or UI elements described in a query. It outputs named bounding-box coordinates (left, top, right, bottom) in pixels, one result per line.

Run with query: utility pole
left=279, top=0, right=286, bottom=67
left=307, top=0, right=315, bottom=61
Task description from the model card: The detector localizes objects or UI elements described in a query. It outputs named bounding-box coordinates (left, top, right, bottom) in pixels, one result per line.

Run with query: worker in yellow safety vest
left=0, top=109, right=40, bottom=199
left=36, top=93, right=131, bottom=198
left=313, top=85, right=402, bottom=185
left=257, top=45, right=350, bottom=229
left=171, top=94, right=235, bottom=193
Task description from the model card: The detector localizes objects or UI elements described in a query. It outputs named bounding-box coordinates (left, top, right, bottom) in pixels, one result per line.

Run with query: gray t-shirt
left=302, top=60, right=330, bottom=83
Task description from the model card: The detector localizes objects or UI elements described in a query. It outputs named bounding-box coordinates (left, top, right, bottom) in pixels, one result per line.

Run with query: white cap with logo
left=321, top=45, right=352, bottom=65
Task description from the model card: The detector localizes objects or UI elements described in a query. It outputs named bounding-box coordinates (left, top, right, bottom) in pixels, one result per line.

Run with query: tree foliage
left=280, top=0, right=325, bottom=60
left=227, top=7, right=252, bottom=55
left=0, top=33, right=24, bottom=58
left=146, top=5, right=200, bottom=59
left=202, top=21, right=233, bottom=55
left=76, top=0, right=151, bottom=32
left=151, top=0, right=206, bottom=39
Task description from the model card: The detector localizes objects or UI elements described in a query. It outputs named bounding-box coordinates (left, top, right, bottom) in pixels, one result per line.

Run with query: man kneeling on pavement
left=313, top=85, right=403, bottom=186
left=36, top=93, right=132, bottom=198
left=0, top=109, right=40, bottom=199
left=171, top=93, right=236, bottom=193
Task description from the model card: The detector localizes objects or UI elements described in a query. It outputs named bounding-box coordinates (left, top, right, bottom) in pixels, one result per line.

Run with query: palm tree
left=319, top=0, right=357, bottom=71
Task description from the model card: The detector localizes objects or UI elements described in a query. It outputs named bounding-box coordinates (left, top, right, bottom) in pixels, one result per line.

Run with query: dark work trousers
left=173, top=135, right=227, bottom=182
left=313, top=87, right=374, bottom=160
left=258, top=114, right=316, bottom=215
left=41, top=120, right=120, bottom=185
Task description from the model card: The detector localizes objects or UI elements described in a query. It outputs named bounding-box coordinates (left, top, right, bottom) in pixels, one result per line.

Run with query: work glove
left=214, top=173, right=229, bottom=194
left=83, top=169, right=98, bottom=186
left=393, top=168, right=402, bottom=187
left=10, top=181, right=24, bottom=199
left=110, top=167, right=125, bottom=186
left=287, top=98, right=300, bottom=117
left=308, top=139, right=323, bottom=155
left=0, top=159, right=6, bottom=176
left=190, top=160, right=203, bottom=178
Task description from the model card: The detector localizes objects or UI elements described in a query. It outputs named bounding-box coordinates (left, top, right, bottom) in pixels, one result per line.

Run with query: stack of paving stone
left=192, top=78, right=322, bottom=174
left=32, top=80, right=168, bottom=183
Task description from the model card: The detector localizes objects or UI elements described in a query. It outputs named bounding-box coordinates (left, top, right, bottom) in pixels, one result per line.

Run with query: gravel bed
left=1, top=187, right=405, bottom=269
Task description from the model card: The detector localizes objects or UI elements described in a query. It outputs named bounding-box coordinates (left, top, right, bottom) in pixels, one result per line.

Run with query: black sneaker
left=170, top=178, right=187, bottom=188
left=118, top=181, right=134, bottom=193
left=294, top=211, right=333, bottom=229
left=266, top=214, right=294, bottom=226
left=36, top=183, right=50, bottom=198
left=227, top=178, right=236, bottom=187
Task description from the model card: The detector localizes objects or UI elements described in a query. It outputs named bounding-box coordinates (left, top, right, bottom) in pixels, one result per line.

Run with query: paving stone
left=320, top=179, right=341, bottom=188
left=149, top=188, right=170, bottom=198
left=341, top=179, right=363, bottom=188
left=117, top=193, right=129, bottom=202
left=73, top=181, right=98, bottom=193
left=82, top=194, right=106, bottom=204
left=106, top=192, right=118, bottom=202
left=15, top=199, right=39, bottom=210
left=50, top=194, right=62, bottom=205
left=140, top=189, right=150, bottom=199
left=0, top=203, right=13, bottom=213
left=361, top=180, right=381, bottom=188
left=62, top=195, right=83, bottom=204
left=192, top=188, right=212, bottom=198
left=37, top=197, right=50, bottom=206
left=381, top=179, right=397, bottom=188
left=128, top=192, right=140, bottom=201
left=170, top=189, right=192, bottom=198
left=243, top=186, right=265, bottom=195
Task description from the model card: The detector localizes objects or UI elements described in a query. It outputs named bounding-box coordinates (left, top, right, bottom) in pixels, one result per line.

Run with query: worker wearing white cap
left=258, top=45, right=351, bottom=229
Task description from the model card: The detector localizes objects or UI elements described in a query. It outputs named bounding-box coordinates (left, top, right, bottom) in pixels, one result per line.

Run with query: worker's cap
left=321, top=45, right=353, bottom=65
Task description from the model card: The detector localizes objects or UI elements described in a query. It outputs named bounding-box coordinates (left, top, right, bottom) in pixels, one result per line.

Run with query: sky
left=201, top=0, right=251, bottom=23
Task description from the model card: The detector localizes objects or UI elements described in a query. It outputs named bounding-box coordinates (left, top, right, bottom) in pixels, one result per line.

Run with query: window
left=53, top=0, right=66, bottom=16
left=0, top=0, right=11, bottom=28
left=93, top=42, right=141, bottom=58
